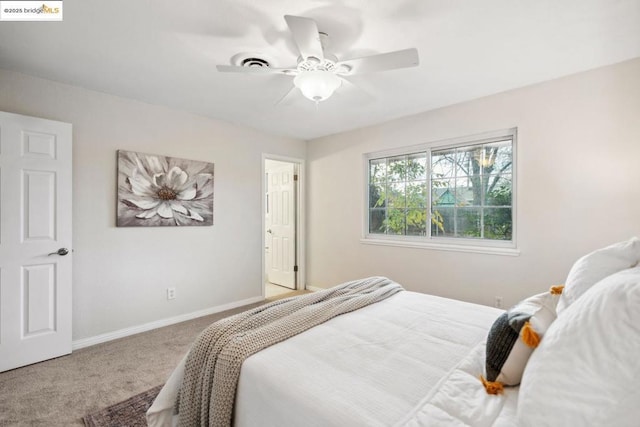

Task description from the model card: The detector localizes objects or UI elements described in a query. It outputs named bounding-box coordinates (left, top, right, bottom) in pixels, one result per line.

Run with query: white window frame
left=362, top=128, right=519, bottom=256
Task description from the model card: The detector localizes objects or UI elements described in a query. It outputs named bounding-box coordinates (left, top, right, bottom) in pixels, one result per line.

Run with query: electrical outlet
left=494, top=296, right=503, bottom=309
left=167, top=287, right=176, bottom=300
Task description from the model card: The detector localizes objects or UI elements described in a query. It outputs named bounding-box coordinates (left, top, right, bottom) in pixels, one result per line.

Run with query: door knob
left=48, top=248, right=70, bottom=256
left=267, top=229, right=272, bottom=234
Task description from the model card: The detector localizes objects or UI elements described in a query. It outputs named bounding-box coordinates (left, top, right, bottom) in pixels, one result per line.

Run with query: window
left=365, top=129, right=516, bottom=253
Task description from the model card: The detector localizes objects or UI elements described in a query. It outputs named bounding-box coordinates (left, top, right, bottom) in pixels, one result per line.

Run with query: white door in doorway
left=266, top=162, right=295, bottom=289
left=0, top=111, right=73, bottom=372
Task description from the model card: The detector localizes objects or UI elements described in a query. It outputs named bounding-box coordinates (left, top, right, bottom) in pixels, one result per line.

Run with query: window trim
left=362, top=128, right=519, bottom=256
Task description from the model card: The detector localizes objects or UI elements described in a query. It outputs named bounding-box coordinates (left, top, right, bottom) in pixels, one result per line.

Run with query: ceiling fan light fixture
left=293, top=70, right=341, bottom=103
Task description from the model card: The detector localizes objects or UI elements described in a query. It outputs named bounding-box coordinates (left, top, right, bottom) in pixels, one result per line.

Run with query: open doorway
left=263, top=155, right=305, bottom=299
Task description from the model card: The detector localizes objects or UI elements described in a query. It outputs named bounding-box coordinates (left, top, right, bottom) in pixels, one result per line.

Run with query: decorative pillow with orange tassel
left=480, top=285, right=564, bottom=395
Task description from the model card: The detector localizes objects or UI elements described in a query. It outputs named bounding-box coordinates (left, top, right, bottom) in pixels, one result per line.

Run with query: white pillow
left=557, top=237, right=640, bottom=313
left=517, top=266, right=640, bottom=427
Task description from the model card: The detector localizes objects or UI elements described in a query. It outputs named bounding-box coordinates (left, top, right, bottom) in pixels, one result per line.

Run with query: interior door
left=0, top=111, right=73, bottom=372
left=266, top=162, right=295, bottom=289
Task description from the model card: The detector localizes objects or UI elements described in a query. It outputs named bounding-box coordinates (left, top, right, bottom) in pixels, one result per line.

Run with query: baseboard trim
left=72, top=296, right=265, bottom=351
left=306, top=285, right=325, bottom=292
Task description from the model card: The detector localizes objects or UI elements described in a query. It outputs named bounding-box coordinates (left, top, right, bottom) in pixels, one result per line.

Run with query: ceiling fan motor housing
left=297, top=57, right=336, bottom=72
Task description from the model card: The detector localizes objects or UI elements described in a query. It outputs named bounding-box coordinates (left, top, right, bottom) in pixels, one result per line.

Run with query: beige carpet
left=0, top=290, right=308, bottom=426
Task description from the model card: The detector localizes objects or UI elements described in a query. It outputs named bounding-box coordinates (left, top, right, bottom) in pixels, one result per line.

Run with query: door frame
left=262, top=154, right=305, bottom=297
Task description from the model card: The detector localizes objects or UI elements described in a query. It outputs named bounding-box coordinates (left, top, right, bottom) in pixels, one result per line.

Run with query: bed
left=147, top=237, right=640, bottom=427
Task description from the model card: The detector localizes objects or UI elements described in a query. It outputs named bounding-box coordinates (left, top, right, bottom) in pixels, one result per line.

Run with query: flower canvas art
left=117, top=150, right=214, bottom=226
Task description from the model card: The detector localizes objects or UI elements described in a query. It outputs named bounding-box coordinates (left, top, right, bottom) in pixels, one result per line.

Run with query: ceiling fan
left=216, top=15, right=420, bottom=104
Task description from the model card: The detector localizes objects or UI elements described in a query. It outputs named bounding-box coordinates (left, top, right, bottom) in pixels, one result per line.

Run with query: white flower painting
left=117, top=150, right=214, bottom=226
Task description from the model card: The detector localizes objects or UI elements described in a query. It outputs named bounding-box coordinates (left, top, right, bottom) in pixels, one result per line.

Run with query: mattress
left=147, top=290, right=507, bottom=427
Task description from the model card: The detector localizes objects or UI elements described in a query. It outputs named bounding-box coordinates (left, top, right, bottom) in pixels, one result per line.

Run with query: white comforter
left=397, top=342, right=519, bottom=427
left=148, top=291, right=509, bottom=427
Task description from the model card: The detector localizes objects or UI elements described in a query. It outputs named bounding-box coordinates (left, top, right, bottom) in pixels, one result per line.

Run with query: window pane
left=431, top=149, right=455, bottom=179
left=369, top=209, right=386, bottom=234
left=369, top=158, right=386, bottom=183
left=483, top=140, right=512, bottom=175
left=432, top=179, right=454, bottom=206
left=456, top=177, right=478, bottom=207
left=484, top=208, right=512, bottom=240
left=456, top=207, right=481, bottom=238
left=387, top=156, right=406, bottom=182
left=407, top=153, right=427, bottom=180
left=485, top=175, right=512, bottom=206
left=455, top=146, right=483, bottom=179
left=387, top=182, right=406, bottom=208
left=431, top=207, right=454, bottom=237
left=385, top=209, right=406, bottom=235
left=369, top=183, right=386, bottom=208
left=455, top=176, right=472, bottom=188
left=406, top=209, right=427, bottom=236
left=406, top=181, right=427, bottom=208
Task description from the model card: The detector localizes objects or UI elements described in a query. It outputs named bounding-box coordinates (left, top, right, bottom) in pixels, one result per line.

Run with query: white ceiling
left=1, top=0, right=639, bottom=140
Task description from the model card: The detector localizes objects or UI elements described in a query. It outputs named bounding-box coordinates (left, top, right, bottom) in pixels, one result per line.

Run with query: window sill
left=360, top=237, right=520, bottom=256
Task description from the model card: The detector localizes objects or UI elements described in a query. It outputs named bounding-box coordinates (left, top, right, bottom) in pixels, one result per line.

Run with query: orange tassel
left=521, top=321, right=541, bottom=348
left=480, top=375, right=504, bottom=395
left=550, top=285, right=564, bottom=295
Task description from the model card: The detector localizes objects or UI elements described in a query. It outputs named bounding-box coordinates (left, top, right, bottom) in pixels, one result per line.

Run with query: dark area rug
left=82, top=385, right=163, bottom=427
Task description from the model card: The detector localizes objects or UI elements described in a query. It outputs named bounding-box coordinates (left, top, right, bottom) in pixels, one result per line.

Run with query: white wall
left=306, top=58, right=640, bottom=308
left=0, top=69, right=305, bottom=341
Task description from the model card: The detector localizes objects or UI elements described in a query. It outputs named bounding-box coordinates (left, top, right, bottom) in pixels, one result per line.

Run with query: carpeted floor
left=0, top=289, right=308, bottom=426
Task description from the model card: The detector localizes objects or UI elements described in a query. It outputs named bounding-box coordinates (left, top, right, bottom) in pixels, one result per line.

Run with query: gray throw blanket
left=176, top=276, right=404, bottom=427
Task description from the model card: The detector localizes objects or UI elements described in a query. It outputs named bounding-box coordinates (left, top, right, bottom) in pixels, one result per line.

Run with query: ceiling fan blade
left=338, top=48, right=419, bottom=74
left=284, top=15, right=324, bottom=61
left=216, top=65, right=295, bottom=75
